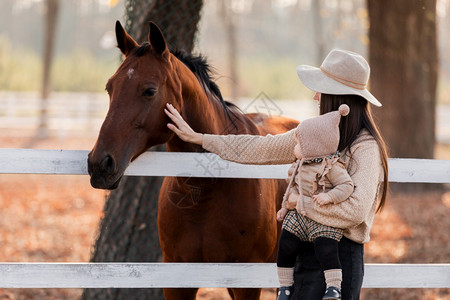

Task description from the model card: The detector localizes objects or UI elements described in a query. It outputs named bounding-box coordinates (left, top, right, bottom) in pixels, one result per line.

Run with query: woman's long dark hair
left=320, top=93, right=389, bottom=212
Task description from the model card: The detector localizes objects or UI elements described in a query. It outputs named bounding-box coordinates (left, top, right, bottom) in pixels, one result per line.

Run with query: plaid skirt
left=282, top=210, right=344, bottom=242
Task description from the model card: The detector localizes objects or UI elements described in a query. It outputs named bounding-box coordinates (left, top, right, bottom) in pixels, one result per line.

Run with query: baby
left=276, top=104, right=354, bottom=300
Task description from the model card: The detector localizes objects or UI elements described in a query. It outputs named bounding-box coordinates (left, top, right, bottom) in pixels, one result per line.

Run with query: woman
left=165, top=49, right=389, bottom=300
left=276, top=104, right=354, bottom=300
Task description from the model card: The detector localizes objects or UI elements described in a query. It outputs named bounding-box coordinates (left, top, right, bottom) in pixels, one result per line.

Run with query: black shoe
left=323, top=286, right=341, bottom=300
left=277, top=286, right=293, bottom=300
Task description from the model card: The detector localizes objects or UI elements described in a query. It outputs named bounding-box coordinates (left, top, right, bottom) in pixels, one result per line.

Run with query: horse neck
left=166, top=57, right=234, bottom=152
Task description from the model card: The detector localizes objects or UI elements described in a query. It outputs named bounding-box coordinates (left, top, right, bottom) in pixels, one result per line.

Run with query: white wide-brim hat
left=296, top=49, right=382, bottom=107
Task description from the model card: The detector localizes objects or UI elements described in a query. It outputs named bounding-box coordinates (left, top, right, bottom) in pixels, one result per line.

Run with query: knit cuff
left=277, top=267, right=294, bottom=287
left=202, top=134, right=219, bottom=153
left=324, top=269, right=342, bottom=289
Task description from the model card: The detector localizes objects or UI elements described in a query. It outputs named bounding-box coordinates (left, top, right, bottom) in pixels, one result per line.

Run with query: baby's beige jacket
left=283, top=155, right=354, bottom=216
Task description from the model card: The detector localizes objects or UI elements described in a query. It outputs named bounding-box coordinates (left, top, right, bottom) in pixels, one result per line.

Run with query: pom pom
left=339, top=104, right=350, bottom=116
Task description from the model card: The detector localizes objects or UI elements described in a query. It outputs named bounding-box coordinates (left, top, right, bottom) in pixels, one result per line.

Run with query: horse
left=87, top=21, right=299, bottom=300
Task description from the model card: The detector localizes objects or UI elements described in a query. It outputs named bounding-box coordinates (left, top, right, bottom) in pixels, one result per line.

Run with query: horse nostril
left=100, top=155, right=115, bottom=174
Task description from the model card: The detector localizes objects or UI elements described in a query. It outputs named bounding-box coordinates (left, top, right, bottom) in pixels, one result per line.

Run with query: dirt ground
left=0, top=133, right=449, bottom=299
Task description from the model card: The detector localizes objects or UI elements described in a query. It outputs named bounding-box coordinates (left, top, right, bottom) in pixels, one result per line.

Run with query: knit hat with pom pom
left=295, top=104, right=350, bottom=160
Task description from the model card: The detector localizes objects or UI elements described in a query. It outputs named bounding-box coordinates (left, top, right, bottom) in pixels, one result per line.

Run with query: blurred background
left=0, top=0, right=449, bottom=299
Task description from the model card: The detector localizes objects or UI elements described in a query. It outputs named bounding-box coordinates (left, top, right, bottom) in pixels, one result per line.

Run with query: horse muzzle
left=87, top=153, right=124, bottom=190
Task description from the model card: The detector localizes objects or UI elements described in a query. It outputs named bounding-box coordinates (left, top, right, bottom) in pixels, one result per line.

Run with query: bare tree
left=368, top=0, right=438, bottom=160
left=38, top=0, right=59, bottom=138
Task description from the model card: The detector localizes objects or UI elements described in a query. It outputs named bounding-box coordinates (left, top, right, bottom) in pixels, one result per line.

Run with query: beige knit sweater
left=202, top=128, right=383, bottom=244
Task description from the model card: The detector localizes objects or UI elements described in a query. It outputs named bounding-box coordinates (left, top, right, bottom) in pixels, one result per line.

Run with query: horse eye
left=142, top=88, right=156, bottom=97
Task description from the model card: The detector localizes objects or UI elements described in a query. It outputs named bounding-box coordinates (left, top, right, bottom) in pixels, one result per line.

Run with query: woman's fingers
left=166, top=104, right=190, bottom=130
left=165, top=105, right=185, bottom=131
left=167, top=106, right=187, bottom=131
left=169, top=103, right=183, bottom=119
left=165, top=103, right=203, bottom=145
left=165, top=104, right=183, bottom=126
left=166, top=121, right=181, bottom=135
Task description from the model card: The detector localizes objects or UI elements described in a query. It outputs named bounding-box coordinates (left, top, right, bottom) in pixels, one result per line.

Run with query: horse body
left=158, top=177, right=279, bottom=262
left=87, top=21, right=298, bottom=300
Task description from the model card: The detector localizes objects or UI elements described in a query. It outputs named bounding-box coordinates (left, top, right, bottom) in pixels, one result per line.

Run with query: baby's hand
left=313, top=193, right=332, bottom=206
left=277, top=208, right=289, bottom=222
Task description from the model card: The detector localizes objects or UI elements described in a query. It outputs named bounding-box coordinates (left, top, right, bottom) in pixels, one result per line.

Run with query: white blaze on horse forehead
left=127, top=68, right=135, bottom=79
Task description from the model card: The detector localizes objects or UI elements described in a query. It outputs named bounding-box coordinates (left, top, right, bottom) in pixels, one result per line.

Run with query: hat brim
left=296, top=65, right=382, bottom=107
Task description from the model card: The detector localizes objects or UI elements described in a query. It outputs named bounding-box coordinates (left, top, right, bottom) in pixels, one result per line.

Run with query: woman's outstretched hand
left=165, top=103, right=204, bottom=145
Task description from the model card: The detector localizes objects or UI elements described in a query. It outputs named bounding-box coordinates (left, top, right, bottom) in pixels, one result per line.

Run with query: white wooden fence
left=0, top=148, right=449, bottom=289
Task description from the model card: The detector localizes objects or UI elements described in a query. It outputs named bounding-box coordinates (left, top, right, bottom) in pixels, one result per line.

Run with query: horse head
left=88, top=21, right=181, bottom=189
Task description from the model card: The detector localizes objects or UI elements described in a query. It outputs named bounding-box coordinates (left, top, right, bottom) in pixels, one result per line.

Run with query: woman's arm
left=304, top=140, right=382, bottom=228
left=165, top=103, right=297, bottom=165
left=202, top=131, right=297, bottom=164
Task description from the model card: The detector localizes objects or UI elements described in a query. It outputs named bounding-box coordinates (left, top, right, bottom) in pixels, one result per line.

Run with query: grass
left=0, top=36, right=119, bottom=93
left=0, top=38, right=42, bottom=91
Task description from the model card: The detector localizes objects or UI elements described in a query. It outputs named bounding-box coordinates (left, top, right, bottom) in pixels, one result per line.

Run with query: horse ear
left=148, top=22, right=168, bottom=55
left=115, top=20, right=138, bottom=56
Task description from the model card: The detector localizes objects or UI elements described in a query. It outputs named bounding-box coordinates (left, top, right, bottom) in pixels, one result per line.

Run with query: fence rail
left=1, top=263, right=449, bottom=289
left=1, top=148, right=449, bottom=289
left=1, top=148, right=450, bottom=182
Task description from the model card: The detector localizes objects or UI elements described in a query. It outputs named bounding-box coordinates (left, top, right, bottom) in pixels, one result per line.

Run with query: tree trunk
left=125, top=0, right=203, bottom=52
left=368, top=0, right=438, bottom=192
left=368, top=0, right=438, bottom=159
left=82, top=1, right=203, bottom=299
left=39, top=0, right=59, bottom=138
left=82, top=175, right=164, bottom=300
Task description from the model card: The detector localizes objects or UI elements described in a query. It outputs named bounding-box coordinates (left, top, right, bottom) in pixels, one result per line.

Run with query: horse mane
left=171, top=49, right=242, bottom=118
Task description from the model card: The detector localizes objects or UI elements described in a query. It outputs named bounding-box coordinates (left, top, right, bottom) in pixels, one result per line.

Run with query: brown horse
left=87, top=21, right=298, bottom=300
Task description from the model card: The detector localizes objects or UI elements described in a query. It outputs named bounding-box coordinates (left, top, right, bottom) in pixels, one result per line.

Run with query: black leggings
left=293, top=236, right=364, bottom=300
left=277, top=229, right=341, bottom=271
